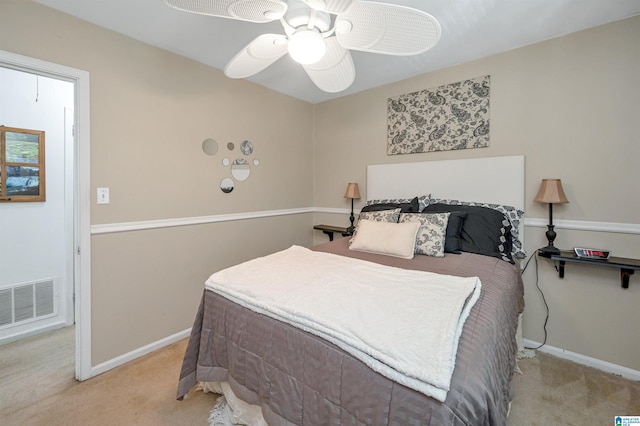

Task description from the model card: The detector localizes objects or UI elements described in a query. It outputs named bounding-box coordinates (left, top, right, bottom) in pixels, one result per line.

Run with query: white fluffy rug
left=202, top=382, right=267, bottom=426
left=208, top=396, right=234, bottom=426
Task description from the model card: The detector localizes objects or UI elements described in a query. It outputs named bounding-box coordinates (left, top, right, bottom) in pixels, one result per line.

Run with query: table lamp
left=344, top=183, right=361, bottom=234
left=534, top=179, right=569, bottom=256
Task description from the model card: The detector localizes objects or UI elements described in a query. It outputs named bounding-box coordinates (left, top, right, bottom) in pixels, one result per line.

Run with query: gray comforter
left=177, top=238, right=524, bottom=425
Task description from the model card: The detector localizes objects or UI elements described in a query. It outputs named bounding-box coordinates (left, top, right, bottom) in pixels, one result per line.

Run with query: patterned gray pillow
left=398, top=213, right=450, bottom=257
left=349, top=208, right=402, bottom=245
left=366, top=195, right=431, bottom=212
left=431, top=198, right=526, bottom=259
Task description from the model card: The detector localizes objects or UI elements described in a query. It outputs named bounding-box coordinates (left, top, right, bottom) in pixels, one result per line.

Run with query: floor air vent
left=0, top=280, right=56, bottom=329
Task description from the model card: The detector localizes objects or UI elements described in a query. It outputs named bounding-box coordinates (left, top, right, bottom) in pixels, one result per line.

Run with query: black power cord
left=520, top=251, right=549, bottom=350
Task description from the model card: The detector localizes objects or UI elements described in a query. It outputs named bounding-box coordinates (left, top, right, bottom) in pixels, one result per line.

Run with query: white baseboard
left=523, top=339, right=640, bottom=381
left=91, top=328, right=191, bottom=377
left=88, top=331, right=640, bottom=383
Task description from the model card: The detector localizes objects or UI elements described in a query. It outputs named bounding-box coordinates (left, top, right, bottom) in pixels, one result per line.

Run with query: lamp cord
left=521, top=251, right=549, bottom=350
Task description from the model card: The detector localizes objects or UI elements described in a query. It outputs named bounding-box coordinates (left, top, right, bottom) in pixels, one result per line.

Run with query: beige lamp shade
left=534, top=179, right=569, bottom=204
left=344, top=182, right=361, bottom=199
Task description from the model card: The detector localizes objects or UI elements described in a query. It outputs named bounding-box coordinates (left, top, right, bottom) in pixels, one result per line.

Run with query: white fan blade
left=299, top=0, right=352, bottom=14
left=224, top=34, right=289, bottom=78
left=303, top=37, right=355, bottom=93
left=164, top=0, right=287, bottom=23
left=335, top=2, right=441, bottom=55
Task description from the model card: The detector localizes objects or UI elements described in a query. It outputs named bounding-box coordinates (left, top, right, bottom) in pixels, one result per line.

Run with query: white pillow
left=349, top=219, right=420, bottom=259
left=349, top=208, right=402, bottom=246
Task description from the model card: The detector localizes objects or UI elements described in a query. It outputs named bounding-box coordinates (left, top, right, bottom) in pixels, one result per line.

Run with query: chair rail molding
left=524, top=218, right=640, bottom=235
left=90, top=208, right=639, bottom=236
left=91, top=208, right=314, bottom=235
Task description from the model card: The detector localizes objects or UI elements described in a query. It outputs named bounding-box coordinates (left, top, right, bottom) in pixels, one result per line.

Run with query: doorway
left=0, top=50, right=92, bottom=381
left=0, top=68, right=74, bottom=339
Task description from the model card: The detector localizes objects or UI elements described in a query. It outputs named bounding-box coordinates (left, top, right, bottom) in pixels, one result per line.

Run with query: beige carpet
left=0, top=326, right=216, bottom=426
left=509, top=351, right=640, bottom=425
left=1, top=326, right=638, bottom=425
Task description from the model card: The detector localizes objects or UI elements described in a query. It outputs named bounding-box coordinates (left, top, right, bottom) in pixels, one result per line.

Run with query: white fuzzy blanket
left=205, top=245, right=481, bottom=401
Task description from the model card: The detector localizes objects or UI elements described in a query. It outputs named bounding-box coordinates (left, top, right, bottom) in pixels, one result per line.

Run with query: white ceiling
left=34, top=0, right=640, bottom=104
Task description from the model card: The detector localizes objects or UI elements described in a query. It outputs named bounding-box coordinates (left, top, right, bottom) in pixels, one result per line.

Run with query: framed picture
left=0, top=126, right=46, bottom=202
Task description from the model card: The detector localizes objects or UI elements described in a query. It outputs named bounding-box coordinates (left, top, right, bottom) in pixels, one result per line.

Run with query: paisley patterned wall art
left=387, top=75, right=490, bottom=155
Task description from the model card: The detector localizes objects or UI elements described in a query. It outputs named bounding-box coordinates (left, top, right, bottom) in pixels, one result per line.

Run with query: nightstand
left=538, top=249, right=640, bottom=289
left=313, top=224, right=352, bottom=241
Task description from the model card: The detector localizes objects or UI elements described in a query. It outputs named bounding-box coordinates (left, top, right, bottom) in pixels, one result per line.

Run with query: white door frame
left=0, top=50, right=92, bottom=381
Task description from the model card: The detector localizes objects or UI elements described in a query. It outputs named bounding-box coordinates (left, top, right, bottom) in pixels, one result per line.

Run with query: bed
left=177, top=155, right=526, bottom=425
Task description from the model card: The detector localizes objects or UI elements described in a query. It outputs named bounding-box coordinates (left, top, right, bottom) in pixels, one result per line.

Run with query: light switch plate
left=97, top=187, right=110, bottom=204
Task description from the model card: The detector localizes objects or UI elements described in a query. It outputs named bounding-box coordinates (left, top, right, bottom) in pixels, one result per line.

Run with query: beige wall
left=312, top=16, right=640, bottom=371
left=1, top=0, right=314, bottom=364
left=91, top=215, right=311, bottom=363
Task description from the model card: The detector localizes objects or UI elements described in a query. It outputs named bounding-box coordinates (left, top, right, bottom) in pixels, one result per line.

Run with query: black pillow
left=423, top=203, right=513, bottom=263
left=420, top=210, right=467, bottom=254
left=361, top=196, right=419, bottom=213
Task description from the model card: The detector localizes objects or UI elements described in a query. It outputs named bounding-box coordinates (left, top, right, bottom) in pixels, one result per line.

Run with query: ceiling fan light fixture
left=166, top=0, right=441, bottom=93
left=288, top=29, right=327, bottom=64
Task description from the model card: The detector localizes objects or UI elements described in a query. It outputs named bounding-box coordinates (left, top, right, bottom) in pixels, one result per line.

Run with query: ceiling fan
left=164, top=0, right=441, bottom=93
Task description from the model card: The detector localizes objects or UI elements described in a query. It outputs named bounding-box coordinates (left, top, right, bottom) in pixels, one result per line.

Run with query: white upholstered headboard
left=367, top=155, right=524, bottom=210
left=367, top=155, right=525, bottom=241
